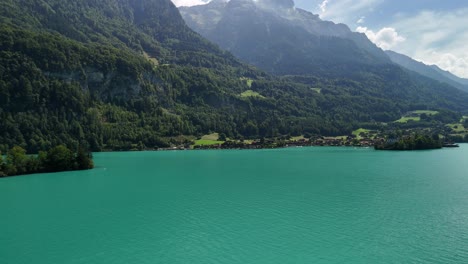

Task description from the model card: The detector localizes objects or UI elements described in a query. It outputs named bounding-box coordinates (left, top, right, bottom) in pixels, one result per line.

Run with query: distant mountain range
left=179, top=0, right=468, bottom=107
left=386, top=50, right=468, bottom=93
left=180, top=0, right=390, bottom=75
left=431, top=66, right=468, bottom=87
left=179, top=0, right=468, bottom=96
left=0, top=0, right=467, bottom=153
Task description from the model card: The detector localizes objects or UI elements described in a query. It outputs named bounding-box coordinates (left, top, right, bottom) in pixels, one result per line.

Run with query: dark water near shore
left=1, top=146, right=468, bottom=263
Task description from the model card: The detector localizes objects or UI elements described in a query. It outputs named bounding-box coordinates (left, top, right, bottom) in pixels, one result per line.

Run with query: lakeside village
left=191, top=137, right=457, bottom=151
left=1, top=128, right=461, bottom=177
left=166, top=111, right=468, bottom=151
left=162, top=131, right=460, bottom=152
left=191, top=135, right=381, bottom=150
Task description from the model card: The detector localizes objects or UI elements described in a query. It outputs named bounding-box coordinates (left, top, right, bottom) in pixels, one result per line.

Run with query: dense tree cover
left=375, top=134, right=442, bottom=150
left=0, top=24, right=344, bottom=152
left=0, top=145, right=93, bottom=177
left=0, top=0, right=468, bottom=154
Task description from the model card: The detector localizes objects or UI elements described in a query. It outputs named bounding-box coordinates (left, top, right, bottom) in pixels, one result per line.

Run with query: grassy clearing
left=193, top=133, right=224, bottom=146
left=395, top=116, right=420, bottom=123
left=241, top=90, right=265, bottom=98
left=311, top=88, right=321, bottom=94
left=412, top=110, right=439, bottom=115
left=352, top=128, right=378, bottom=139
left=290, top=135, right=305, bottom=141
left=352, top=128, right=382, bottom=140
left=201, top=133, right=219, bottom=141
left=240, top=77, right=254, bottom=88
left=352, top=128, right=371, bottom=136
left=194, top=139, right=224, bottom=146
left=447, top=124, right=466, bottom=133
left=143, top=51, right=159, bottom=65
left=394, top=110, right=438, bottom=123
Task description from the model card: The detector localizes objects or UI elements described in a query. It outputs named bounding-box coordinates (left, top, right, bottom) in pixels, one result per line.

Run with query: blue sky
left=173, top=0, right=468, bottom=78
left=297, top=0, right=467, bottom=27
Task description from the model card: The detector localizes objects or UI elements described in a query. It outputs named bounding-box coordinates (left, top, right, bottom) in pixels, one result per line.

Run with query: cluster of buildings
left=193, top=135, right=385, bottom=150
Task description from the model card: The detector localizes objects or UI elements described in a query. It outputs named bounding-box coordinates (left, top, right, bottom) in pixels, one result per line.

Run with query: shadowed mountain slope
left=1, top=0, right=468, bottom=153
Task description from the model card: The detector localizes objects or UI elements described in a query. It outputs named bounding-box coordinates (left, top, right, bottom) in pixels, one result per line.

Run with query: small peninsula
left=0, top=145, right=93, bottom=177
left=374, top=134, right=442, bottom=150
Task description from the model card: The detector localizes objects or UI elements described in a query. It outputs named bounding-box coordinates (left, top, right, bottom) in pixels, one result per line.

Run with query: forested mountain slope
left=1, top=0, right=468, bottom=153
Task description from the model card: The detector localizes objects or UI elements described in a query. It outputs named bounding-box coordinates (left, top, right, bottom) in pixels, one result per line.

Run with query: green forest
left=375, top=134, right=443, bottom=151
left=0, top=145, right=93, bottom=177
left=1, top=0, right=468, bottom=157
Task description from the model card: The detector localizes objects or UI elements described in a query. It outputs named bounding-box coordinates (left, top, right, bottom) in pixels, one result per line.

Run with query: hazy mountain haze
left=1, top=0, right=468, bottom=153
left=173, top=0, right=468, bottom=79
left=386, top=50, right=468, bottom=93
left=179, top=0, right=391, bottom=75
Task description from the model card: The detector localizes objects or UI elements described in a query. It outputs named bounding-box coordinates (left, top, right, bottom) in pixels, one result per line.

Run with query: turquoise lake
left=1, top=146, right=468, bottom=263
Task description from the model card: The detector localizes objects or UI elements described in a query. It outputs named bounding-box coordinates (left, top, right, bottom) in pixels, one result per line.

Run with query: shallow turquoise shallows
left=1, top=146, right=468, bottom=263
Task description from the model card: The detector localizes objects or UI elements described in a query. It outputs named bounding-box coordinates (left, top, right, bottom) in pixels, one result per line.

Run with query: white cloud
left=357, top=16, right=365, bottom=24
left=319, top=0, right=329, bottom=13
left=356, top=26, right=405, bottom=50
left=387, top=8, right=468, bottom=78
left=431, top=53, right=468, bottom=79
left=318, top=0, right=383, bottom=25
left=172, top=0, right=209, bottom=7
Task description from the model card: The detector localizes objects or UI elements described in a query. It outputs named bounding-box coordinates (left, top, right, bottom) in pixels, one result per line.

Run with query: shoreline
left=99, top=140, right=465, bottom=153
left=99, top=137, right=382, bottom=152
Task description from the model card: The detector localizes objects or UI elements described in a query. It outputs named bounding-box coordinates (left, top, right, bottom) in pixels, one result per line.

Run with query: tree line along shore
left=191, top=134, right=456, bottom=151
left=1, top=131, right=462, bottom=177
left=0, top=145, right=93, bottom=177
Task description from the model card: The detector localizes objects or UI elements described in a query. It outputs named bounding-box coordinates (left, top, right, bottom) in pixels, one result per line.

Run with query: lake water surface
left=1, top=146, right=468, bottom=263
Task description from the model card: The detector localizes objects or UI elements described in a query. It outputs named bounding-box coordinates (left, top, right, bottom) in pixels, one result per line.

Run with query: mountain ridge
left=431, top=65, right=468, bottom=86
left=1, top=0, right=468, bottom=153
left=179, top=0, right=468, bottom=111
left=180, top=0, right=391, bottom=75
left=386, top=50, right=468, bottom=93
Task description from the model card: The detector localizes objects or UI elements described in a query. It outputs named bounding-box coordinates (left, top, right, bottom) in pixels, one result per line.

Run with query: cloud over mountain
left=173, top=0, right=468, bottom=78
left=318, top=0, right=383, bottom=24
left=388, top=8, right=468, bottom=78
left=356, top=27, right=405, bottom=50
